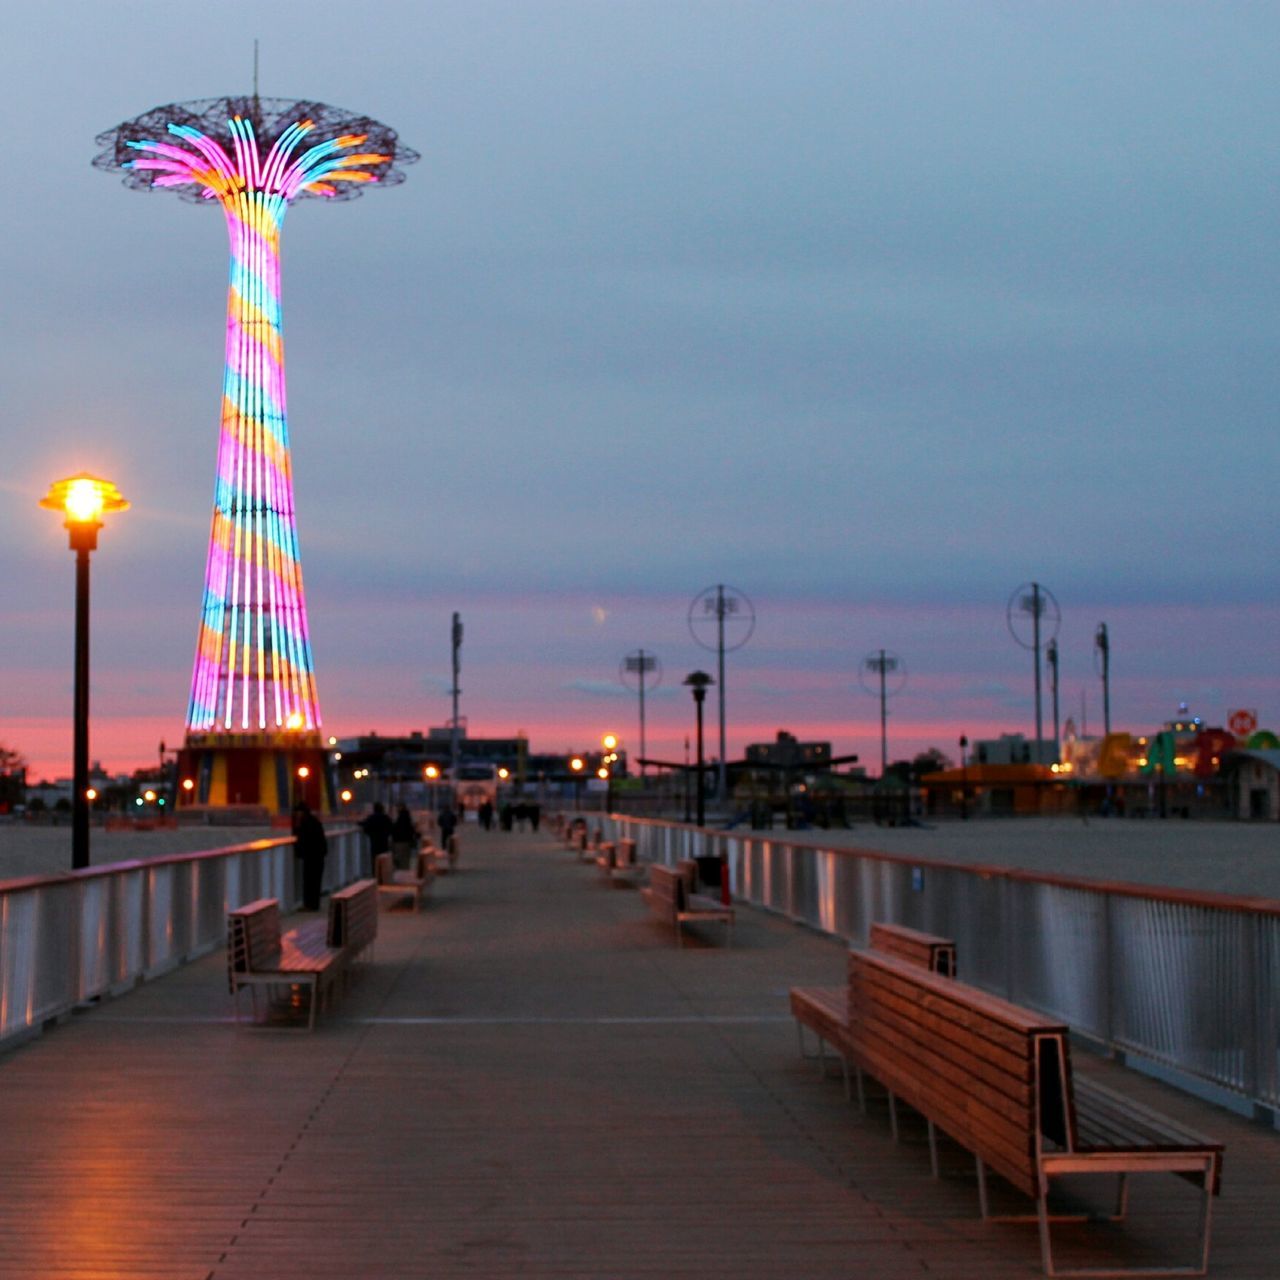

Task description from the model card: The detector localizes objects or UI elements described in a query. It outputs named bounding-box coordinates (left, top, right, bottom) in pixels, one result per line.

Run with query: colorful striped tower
left=95, top=97, right=416, bottom=812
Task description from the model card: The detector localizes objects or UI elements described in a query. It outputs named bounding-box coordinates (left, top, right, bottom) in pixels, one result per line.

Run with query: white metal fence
left=599, top=814, right=1280, bottom=1119
left=0, top=827, right=364, bottom=1051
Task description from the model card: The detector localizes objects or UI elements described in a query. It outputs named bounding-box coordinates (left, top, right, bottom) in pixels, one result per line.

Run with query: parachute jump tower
left=95, top=96, right=417, bottom=812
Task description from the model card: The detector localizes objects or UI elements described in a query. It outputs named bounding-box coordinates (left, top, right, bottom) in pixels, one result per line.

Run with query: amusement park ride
left=94, top=91, right=417, bottom=812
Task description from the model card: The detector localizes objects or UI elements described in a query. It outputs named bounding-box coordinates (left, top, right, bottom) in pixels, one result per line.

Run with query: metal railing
left=598, top=814, right=1280, bottom=1118
left=0, top=827, right=364, bottom=1052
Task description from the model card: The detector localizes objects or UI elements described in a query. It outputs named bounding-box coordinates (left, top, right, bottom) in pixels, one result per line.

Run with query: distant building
left=971, top=733, right=1057, bottom=767
left=745, top=731, right=831, bottom=769
left=1220, top=750, right=1280, bottom=821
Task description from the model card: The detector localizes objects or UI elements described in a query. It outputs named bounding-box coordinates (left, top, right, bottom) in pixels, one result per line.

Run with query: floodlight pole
left=450, top=612, right=462, bottom=787
left=1046, top=637, right=1060, bottom=763
left=715, top=585, right=727, bottom=801
left=1095, top=623, right=1111, bottom=736
left=1031, top=582, right=1043, bottom=763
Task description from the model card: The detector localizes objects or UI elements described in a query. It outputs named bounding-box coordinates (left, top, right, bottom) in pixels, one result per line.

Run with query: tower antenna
left=253, top=39, right=259, bottom=101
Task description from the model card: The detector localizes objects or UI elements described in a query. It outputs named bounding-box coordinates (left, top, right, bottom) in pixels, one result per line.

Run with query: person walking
left=360, top=801, right=394, bottom=872
left=293, top=801, right=328, bottom=911
left=391, top=804, right=419, bottom=870
left=437, top=802, right=458, bottom=848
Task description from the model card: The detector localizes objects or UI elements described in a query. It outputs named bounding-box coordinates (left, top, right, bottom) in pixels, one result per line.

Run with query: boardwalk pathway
left=0, top=827, right=1275, bottom=1278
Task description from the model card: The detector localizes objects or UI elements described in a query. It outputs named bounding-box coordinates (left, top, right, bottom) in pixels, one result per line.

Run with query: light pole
left=1046, top=637, right=1061, bottom=763
left=449, top=611, right=463, bottom=788
left=601, top=734, right=619, bottom=812
left=1094, top=623, right=1111, bottom=736
left=620, top=650, right=660, bottom=778
left=41, top=473, right=130, bottom=870
left=1007, top=581, right=1060, bottom=765
left=683, top=671, right=714, bottom=827
left=569, top=756, right=584, bottom=811
left=861, top=649, right=906, bottom=777
left=958, top=734, right=969, bottom=821
left=689, top=585, right=754, bottom=805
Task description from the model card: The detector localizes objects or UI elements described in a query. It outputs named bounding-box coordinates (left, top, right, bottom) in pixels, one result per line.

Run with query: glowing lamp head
left=602, top=734, right=618, bottom=751
left=340, top=789, right=353, bottom=803
left=597, top=767, right=609, bottom=780
left=424, top=765, right=440, bottom=779
left=297, top=765, right=310, bottom=779
left=497, top=767, right=509, bottom=780
left=285, top=711, right=305, bottom=731
left=85, top=788, right=98, bottom=802
left=144, top=789, right=157, bottom=802
left=570, top=757, right=584, bottom=772
left=181, top=778, right=195, bottom=792
left=41, top=473, right=129, bottom=549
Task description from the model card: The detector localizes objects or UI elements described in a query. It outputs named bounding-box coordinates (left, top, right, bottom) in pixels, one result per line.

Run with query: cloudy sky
left=3, top=2, right=1277, bottom=781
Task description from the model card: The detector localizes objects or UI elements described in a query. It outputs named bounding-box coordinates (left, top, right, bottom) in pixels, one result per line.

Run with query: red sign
left=1228, top=709, right=1258, bottom=738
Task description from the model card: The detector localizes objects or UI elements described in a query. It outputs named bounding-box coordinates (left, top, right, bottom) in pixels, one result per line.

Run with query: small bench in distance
left=640, top=859, right=733, bottom=947
left=374, top=850, right=433, bottom=912
left=226, top=884, right=376, bottom=1031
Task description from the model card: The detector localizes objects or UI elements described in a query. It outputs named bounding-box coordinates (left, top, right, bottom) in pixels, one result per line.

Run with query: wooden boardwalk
left=0, top=827, right=1275, bottom=1279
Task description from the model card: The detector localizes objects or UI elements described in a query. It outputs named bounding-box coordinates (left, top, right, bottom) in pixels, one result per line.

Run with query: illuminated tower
left=94, top=96, right=416, bottom=811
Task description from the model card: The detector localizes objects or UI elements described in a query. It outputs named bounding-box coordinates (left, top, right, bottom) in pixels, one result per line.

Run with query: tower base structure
left=177, top=733, right=334, bottom=816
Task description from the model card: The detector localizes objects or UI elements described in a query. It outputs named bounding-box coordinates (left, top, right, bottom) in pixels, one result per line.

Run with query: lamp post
left=601, top=734, right=619, bottom=813
left=40, top=473, right=130, bottom=870
left=570, top=756, right=584, bottom=811
left=683, top=671, right=714, bottom=827
left=958, top=734, right=969, bottom=821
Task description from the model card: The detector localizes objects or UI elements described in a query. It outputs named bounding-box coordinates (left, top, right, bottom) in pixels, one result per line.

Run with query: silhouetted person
left=477, top=799, right=494, bottom=831
left=391, top=803, right=418, bottom=870
left=437, top=803, right=458, bottom=847
left=360, top=801, right=394, bottom=869
left=528, top=803, right=541, bottom=832
left=293, top=801, right=328, bottom=911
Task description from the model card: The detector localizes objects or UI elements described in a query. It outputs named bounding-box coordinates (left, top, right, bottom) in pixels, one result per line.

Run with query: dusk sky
left=3, top=2, right=1277, bottom=782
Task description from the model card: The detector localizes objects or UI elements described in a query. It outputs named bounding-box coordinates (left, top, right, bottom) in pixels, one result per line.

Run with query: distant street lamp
left=958, top=734, right=969, bottom=821
left=570, top=755, right=585, bottom=810
left=41, top=473, right=130, bottom=870
left=683, top=671, right=715, bottom=827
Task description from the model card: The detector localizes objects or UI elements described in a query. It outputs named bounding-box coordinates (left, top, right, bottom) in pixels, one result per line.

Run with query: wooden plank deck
left=0, top=827, right=1276, bottom=1278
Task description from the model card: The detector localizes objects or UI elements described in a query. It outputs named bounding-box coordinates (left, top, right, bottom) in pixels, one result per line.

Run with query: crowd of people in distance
left=476, top=799, right=541, bottom=832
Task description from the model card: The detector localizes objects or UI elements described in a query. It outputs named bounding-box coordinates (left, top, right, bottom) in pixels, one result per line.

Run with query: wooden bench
left=791, top=922, right=955, bottom=1095
left=226, top=898, right=341, bottom=1030
left=845, top=949, right=1223, bottom=1277
left=328, top=879, right=379, bottom=963
left=610, top=837, right=643, bottom=885
left=868, top=920, right=956, bottom=976
left=374, top=850, right=433, bottom=911
left=640, top=860, right=734, bottom=947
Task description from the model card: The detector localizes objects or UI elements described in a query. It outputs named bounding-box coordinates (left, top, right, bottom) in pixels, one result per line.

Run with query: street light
left=41, top=472, right=130, bottom=870
left=682, top=670, right=714, bottom=827
left=570, top=755, right=585, bottom=810
left=958, top=734, right=969, bottom=821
